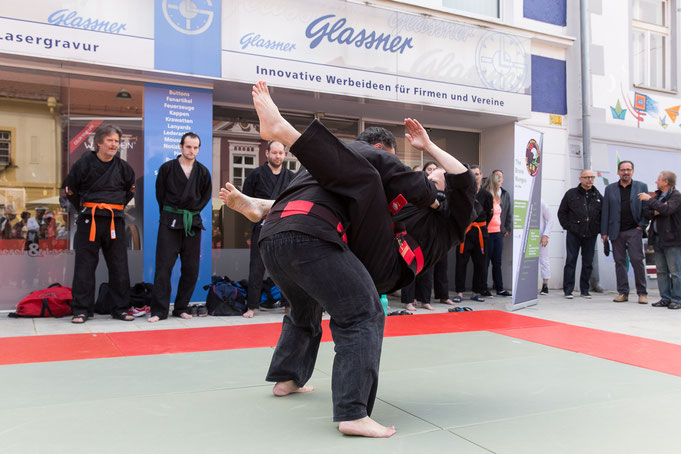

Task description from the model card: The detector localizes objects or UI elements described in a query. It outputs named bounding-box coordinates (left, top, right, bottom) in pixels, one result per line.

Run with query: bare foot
left=405, top=303, right=417, bottom=311
left=220, top=183, right=273, bottom=222
left=441, top=299, right=456, bottom=305
left=252, top=81, right=300, bottom=146
left=338, top=416, right=396, bottom=438
left=178, top=312, right=192, bottom=320
left=242, top=308, right=255, bottom=318
left=272, top=380, right=314, bottom=397
left=422, top=303, right=435, bottom=311
left=147, top=316, right=161, bottom=323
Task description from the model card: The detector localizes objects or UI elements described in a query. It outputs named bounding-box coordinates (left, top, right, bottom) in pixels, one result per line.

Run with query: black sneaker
left=189, top=305, right=199, bottom=317
left=580, top=292, right=592, bottom=299
left=481, top=290, right=493, bottom=297
left=652, top=300, right=671, bottom=307
left=197, top=305, right=208, bottom=317
left=564, top=293, right=574, bottom=299
left=540, top=285, right=549, bottom=295
left=260, top=300, right=284, bottom=311
left=496, top=290, right=511, bottom=297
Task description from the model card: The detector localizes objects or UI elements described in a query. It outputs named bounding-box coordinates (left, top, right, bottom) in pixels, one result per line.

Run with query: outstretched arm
left=404, top=118, right=468, bottom=175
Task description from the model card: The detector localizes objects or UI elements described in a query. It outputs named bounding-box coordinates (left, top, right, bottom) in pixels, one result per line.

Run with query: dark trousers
left=433, top=254, right=450, bottom=300
left=247, top=222, right=266, bottom=310
left=72, top=216, right=130, bottom=317
left=262, top=232, right=384, bottom=422
left=486, top=232, right=504, bottom=292
left=562, top=232, right=597, bottom=295
left=401, top=268, right=433, bottom=305
left=612, top=228, right=647, bottom=295
left=456, top=232, right=486, bottom=293
left=150, top=224, right=202, bottom=318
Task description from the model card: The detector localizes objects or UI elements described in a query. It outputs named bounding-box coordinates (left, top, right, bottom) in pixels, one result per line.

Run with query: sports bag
left=260, top=277, right=282, bottom=306
left=204, top=275, right=247, bottom=316
left=8, top=283, right=72, bottom=318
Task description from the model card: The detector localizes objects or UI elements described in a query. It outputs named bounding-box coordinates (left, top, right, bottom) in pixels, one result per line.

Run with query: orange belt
left=83, top=202, right=124, bottom=242
left=459, top=221, right=486, bottom=254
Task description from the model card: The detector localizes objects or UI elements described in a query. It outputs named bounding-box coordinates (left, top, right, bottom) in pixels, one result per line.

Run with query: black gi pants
left=262, top=232, right=384, bottom=422
left=247, top=222, right=266, bottom=310
left=72, top=216, right=130, bottom=317
left=433, top=254, right=450, bottom=300
left=455, top=231, right=486, bottom=294
left=401, top=268, right=433, bottom=305
left=150, top=224, right=202, bottom=318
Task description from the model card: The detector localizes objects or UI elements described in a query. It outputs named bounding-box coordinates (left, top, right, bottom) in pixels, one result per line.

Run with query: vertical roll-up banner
left=509, top=124, right=543, bottom=311
left=144, top=83, right=213, bottom=303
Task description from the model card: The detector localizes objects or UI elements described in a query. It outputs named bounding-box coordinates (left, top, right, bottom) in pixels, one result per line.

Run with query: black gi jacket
left=261, top=119, right=476, bottom=293
left=242, top=163, right=294, bottom=201
left=156, top=157, right=212, bottom=230
left=62, top=151, right=135, bottom=218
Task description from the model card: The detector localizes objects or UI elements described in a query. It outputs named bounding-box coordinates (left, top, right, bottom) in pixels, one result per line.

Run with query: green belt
left=163, top=205, right=200, bottom=237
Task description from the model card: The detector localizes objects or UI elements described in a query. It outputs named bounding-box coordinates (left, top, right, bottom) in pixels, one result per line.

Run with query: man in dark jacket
left=558, top=169, right=602, bottom=298
left=601, top=160, right=649, bottom=303
left=639, top=171, right=681, bottom=309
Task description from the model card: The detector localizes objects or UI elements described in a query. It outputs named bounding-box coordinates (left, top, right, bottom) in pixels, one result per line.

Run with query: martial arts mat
left=2, top=310, right=681, bottom=453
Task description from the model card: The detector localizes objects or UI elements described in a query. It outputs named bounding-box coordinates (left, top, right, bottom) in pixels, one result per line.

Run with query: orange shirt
left=488, top=200, right=501, bottom=233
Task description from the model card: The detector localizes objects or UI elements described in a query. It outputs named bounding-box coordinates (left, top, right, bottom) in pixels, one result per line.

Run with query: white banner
left=222, top=0, right=531, bottom=116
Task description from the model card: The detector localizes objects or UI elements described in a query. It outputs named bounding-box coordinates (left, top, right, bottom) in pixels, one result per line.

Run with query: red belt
left=459, top=221, right=486, bottom=254
left=83, top=202, right=124, bottom=242
left=266, top=200, right=347, bottom=243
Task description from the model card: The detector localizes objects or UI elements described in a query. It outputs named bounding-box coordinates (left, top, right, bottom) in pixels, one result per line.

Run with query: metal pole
left=580, top=0, right=592, bottom=169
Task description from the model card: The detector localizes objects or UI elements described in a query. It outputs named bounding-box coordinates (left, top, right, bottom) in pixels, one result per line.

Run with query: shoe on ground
left=188, top=305, right=199, bottom=317
left=496, top=290, right=511, bottom=297
left=668, top=302, right=681, bottom=310
left=481, top=290, right=493, bottom=297
left=613, top=294, right=628, bottom=303
left=564, top=293, right=574, bottom=299
left=652, top=300, right=671, bottom=307
left=197, top=305, right=208, bottom=317
left=540, top=285, right=549, bottom=295
left=638, top=294, right=648, bottom=304
left=580, top=292, right=592, bottom=299
left=260, top=300, right=284, bottom=311
left=128, top=306, right=147, bottom=317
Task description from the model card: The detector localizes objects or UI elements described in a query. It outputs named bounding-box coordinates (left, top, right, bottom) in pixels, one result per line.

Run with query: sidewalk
left=2, top=288, right=679, bottom=345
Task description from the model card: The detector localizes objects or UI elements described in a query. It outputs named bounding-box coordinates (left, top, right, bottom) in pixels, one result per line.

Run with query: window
left=0, top=131, right=10, bottom=166
left=396, top=0, right=499, bottom=18
left=632, top=0, right=672, bottom=90
left=229, top=142, right=258, bottom=189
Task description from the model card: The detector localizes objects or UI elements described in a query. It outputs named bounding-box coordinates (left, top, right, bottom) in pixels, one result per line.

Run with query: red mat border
left=2, top=310, right=681, bottom=378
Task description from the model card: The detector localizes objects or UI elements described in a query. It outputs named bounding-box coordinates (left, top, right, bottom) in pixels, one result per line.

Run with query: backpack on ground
left=94, top=282, right=112, bottom=315
left=260, top=277, right=282, bottom=307
left=8, top=283, right=72, bottom=318
left=129, top=282, right=153, bottom=308
left=204, top=275, right=247, bottom=316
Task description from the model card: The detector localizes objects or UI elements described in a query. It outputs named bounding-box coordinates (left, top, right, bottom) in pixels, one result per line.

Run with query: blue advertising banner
left=154, top=0, right=221, bottom=77
left=144, top=83, right=213, bottom=303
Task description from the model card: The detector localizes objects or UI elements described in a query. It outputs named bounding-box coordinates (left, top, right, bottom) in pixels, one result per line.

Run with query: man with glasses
left=558, top=169, right=603, bottom=299
left=601, top=161, right=649, bottom=303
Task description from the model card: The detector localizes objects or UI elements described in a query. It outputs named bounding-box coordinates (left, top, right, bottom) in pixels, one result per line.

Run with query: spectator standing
left=241, top=140, right=294, bottom=318
left=639, top=171, right=681, bottom=309
left=483, top=170, right=512, bottom=297
left=0, top=206, right=16, bottom=239
left=539, top=200, right=553, bottom=295
left=601, top=161, right=649, bottom=303
left=558, top=169, right=602, bottom=298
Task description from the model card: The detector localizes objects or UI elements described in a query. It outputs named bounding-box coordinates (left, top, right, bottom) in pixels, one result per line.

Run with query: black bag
left=204, top=275, right=247, bottom=316
left=130, top=282, right=153, bottom=308
left=260, top=277, right=284, bottom=308
left=94, top=282, right=111, bottom=315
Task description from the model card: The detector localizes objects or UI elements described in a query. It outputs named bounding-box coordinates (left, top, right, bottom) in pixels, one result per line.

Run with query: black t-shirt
left=619, top=183, right=637, bottom=231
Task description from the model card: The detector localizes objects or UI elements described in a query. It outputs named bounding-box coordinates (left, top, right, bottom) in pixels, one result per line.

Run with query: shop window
left=231, top=149, right=257, bottom=189
left=284, top=159, right=299, bottom=173
left=397, top=0, right=499, bottom=18
left=632, top=0, right=672, bottom=90
left=0, top=131, right=10, bottom=166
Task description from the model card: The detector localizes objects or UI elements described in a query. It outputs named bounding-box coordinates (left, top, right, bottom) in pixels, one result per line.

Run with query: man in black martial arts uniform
left=220, top=82, right=475, bottom=438
left=455, top=166, right=493, bottom=302
left=148, top=132, right=212, bottom=323
left=241, top=140, right=294, bottom=318
left=62, top=124, right=136, bottom=323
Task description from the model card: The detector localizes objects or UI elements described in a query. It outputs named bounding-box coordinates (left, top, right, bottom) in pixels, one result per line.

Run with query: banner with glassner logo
left=510, top=124, right=543, bottom=310
left=222, top=0, right=532, bottom=117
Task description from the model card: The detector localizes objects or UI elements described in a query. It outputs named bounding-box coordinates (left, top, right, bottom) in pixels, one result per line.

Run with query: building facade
left=0, top=0, right=571, bottom=310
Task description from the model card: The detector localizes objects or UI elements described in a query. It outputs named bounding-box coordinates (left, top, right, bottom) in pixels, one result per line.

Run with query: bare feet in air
left=272, top=380, right=314, bottom=397
left=220, top=183, right=272, bottom=222
left=242, top=308, right=255, bottom=318
left=252, top=81, right=300, bottom=146
left=338, top=416, right=396, bottom=438
left=422, top=303, right=435, bottom=311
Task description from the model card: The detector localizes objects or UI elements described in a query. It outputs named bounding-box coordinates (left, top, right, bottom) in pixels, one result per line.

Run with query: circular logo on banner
left=525, top=139, right=541, bottom=177
left=162, top=0, right=215, bottom=35
left=475, top=31, right=527, bottom=92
